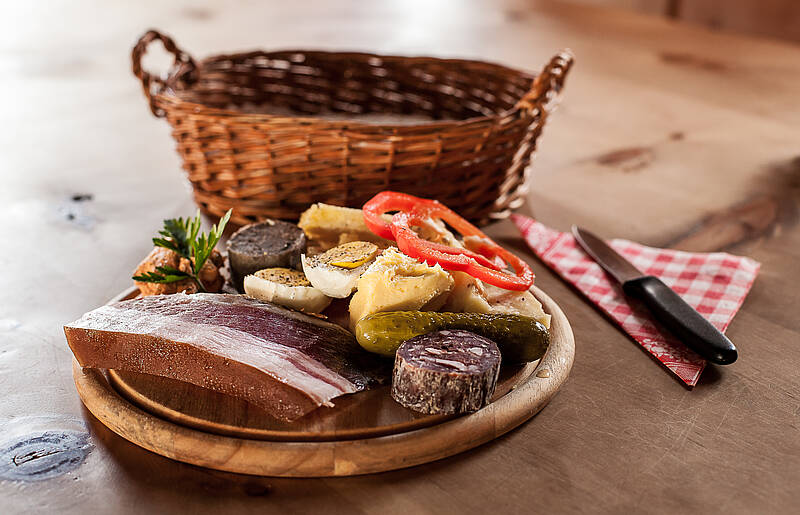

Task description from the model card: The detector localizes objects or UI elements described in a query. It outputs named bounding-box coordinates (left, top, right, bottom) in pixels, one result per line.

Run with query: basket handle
left=131, top=29, right=198, bottom=117
left=516, top=50, right=574, bottom=115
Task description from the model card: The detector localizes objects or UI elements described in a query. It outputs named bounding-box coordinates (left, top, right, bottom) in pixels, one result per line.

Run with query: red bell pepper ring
left=362, top=191, right=439, bottom=240
left=362, top=191, right=535, bottom=290
left=389, top=214, right=503, bottom=271
left=403, top=201, right=527, bottom=275
left=363, top=192, right=501, bottom=270
left=391, top=210, right=534, bottom=291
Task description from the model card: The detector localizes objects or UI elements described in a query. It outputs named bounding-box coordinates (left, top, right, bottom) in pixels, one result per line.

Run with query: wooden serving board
left=72, top=286, right=574, bottom=477
left=107, top=362, right=536, bottom=442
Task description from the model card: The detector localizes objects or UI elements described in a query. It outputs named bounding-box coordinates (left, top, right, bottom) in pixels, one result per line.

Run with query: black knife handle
left=622, top=276, right=738, bottom=365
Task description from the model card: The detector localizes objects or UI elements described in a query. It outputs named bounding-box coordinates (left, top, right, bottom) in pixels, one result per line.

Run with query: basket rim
left=155, top=48, right=538, bottom=130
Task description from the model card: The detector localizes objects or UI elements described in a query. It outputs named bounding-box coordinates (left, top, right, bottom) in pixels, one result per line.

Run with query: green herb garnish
left=133, top=209, right=232, bottom=292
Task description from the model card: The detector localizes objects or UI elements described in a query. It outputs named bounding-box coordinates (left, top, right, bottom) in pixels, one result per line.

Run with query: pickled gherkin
left=354, top=311, right=549, bottom=363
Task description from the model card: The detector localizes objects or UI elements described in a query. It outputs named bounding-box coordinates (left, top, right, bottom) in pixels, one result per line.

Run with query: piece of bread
left=298, top=203, right=393, bottom=251
left=133, top=247, right=224, bottom=296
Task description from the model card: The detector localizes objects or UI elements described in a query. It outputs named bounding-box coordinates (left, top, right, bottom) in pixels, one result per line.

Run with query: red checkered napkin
left=511, top=215, right=760, bottom=386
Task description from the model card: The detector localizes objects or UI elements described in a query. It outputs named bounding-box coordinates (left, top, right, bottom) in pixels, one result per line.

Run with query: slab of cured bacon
left=64, top=293, right=388, bottom=421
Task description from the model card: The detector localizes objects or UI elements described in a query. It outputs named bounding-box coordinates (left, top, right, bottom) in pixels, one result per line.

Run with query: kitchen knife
left=571, top=226, right=738, bottom=365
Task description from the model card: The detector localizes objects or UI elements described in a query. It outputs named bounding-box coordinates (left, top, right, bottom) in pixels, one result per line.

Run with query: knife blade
left=572, top=225, right=738, bottom=365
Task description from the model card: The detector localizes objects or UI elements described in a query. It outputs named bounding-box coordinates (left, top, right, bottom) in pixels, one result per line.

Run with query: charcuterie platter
left=72, top=285, right=571, bottom=476
left=67, top=193, right=574, bottom=477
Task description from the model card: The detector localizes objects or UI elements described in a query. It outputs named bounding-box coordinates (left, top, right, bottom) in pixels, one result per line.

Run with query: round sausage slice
left=391, top=330, right=501, bottom=415
left=227, top=219, right=307, bottom=292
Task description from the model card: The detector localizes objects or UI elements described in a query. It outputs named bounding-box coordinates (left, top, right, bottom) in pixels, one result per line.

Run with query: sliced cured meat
left=391, top=330, right=501, bottom=415
left=64, top=293, right=388, bottom=421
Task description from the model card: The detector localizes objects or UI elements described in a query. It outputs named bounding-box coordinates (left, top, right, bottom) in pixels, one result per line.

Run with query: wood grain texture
left=551, top=0, right=669, bottom=16
left=72, top=288, right=574, bottom=477
left=678, top=0, right=800, bottom=43
left=107, top=363, right=536, bottom=442
left=557, top=0, right=800, bottom=43
left=3, top=0, right=800, bottom=513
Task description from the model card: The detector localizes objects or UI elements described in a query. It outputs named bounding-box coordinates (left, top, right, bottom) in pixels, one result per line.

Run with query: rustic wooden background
left=561, top=0, right=800, bottom=42
left=1, top=0, right=799, bottom=514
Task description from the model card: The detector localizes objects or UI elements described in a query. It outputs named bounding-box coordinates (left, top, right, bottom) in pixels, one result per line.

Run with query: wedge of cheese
left=349, top=248, right=454, bottom=329
left=443, top=272, right=550, bottom=328
left=298, top=203, right=393, bottom=251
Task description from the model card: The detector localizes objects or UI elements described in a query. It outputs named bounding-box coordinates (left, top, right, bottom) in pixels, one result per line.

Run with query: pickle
left=354, top=311, right=550, bottom=364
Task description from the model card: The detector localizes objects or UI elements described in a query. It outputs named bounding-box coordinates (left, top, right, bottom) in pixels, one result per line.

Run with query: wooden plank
left=679, top=0, right=800, bottom=43
left=1, top=0, right=799, bottom=513
left=548, top=0, right=669, bottom=15
left=552, top=0, right=800, bottom=43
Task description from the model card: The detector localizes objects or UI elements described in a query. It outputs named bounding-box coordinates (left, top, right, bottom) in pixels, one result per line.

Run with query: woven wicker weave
left=132, top=30, right=573, bottom=226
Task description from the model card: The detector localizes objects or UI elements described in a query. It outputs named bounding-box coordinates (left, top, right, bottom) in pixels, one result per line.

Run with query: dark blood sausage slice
left=391, top=330, right=501, bottom=415
left=227, top=220, right=307, bottom=292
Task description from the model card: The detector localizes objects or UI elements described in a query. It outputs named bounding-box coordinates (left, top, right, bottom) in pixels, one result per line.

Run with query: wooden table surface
left=2, top=1, right=799, bottom=513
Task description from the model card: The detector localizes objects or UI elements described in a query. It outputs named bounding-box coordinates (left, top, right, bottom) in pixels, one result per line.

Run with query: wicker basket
left=132, top=30, right=573, bottom=226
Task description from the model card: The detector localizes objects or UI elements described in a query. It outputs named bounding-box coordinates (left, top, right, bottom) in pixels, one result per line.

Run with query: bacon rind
left=64, top=293, right=388, bottom=421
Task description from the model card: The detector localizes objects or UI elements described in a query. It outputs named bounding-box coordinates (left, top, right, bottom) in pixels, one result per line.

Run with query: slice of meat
left=391, top=330, right=501, bottom=415
left=64, top=293, right=388, bottom=421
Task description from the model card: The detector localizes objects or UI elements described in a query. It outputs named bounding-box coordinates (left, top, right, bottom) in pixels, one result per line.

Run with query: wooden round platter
left=72, top=286, right=574, bottom=477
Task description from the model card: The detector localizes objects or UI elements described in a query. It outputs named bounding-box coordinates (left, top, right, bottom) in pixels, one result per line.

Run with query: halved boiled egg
left=301, top=241, right=380, bottom=298
left=244, top=267, right=332, bottom=313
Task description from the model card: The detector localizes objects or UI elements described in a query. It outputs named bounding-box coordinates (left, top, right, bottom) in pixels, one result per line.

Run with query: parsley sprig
left=133, top=209, right=232, bottom=292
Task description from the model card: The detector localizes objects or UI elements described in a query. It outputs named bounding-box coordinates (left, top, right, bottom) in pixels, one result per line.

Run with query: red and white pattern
left=512, top=215, right=761, bottom=386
